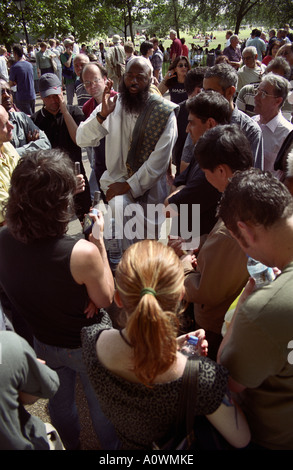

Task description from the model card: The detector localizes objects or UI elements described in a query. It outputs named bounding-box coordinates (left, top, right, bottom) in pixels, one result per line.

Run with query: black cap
left=39, top=73, right=62, bottom=98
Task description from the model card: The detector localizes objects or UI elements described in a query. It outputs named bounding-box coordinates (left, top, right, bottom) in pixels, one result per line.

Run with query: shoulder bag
left=152, top=356, right=199, bottom=450
left=152, top=357, right=232, bottom=451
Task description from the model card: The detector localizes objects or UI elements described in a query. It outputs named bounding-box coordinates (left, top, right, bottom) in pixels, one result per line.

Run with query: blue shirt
left=9, top=60, right=36, bottom=101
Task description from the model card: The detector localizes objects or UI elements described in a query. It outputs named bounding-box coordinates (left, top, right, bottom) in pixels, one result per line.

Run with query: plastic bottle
left=181, top=335, right=199, bottom=356
left=83, top=191, right=101, bottom=237
left=74, top=162, right=81, bottom=175
left=107, top=217, right=122, bottom=272
left=246, top=256, right=275, bottom=289
left=91, top=191, right=102, bottom=239
left=91, top=191, right=101, bottom=217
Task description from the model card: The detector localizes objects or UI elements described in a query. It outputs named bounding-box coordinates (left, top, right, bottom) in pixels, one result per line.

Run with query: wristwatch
left=97, top=112, right=107, bottom=121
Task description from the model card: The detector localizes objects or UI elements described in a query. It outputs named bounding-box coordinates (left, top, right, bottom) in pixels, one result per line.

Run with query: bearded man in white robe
left=76, top=57, right=179, bottom=251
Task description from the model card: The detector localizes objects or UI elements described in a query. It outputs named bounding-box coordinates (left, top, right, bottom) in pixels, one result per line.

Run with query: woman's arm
left=206, top=394, right=251, bottom=448
left=70, top=212, right=114, bottom=308
left=157, top=79, right=169, bottom=95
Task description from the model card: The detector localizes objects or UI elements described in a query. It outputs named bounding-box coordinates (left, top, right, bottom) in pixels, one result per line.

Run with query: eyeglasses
left=255, top=89, right=278, bottom=99
left=83, top=78, right=103, bottom=87
left=124, top=72, right=148, bottom=82
left=243, top=56, right=253, bottom=61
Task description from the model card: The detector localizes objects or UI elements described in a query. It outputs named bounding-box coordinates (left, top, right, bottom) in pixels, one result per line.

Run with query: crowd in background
left=0, top=23, right=293, bottom=453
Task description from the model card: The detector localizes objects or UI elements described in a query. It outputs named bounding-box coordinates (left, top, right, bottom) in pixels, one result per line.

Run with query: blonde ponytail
left=115, top=240, right=185, bottom=386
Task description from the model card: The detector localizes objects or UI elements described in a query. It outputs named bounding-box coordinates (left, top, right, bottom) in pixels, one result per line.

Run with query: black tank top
left=0, top=228, right=98, bottom=348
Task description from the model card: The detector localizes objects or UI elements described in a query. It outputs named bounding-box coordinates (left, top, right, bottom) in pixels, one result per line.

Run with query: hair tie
left=140, top=287, right=157, bottom=298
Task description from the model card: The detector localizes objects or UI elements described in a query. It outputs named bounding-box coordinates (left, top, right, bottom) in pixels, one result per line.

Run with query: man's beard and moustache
left=119, top=79, right=150, bottom=115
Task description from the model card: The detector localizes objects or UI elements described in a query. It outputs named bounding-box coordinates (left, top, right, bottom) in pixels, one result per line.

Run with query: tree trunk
left=126, top=0, right=134, bottom=43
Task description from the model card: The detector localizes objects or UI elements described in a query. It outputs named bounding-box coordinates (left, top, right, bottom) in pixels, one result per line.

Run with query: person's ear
left=206, top=117, right=217, bottom=129
left=217, top=163, right=233, bottom=181
left=225, top=85, right=236, bottom=101
left=237, top=220, right=256, bottom=247
left=114, top=289, right=123, bottom=308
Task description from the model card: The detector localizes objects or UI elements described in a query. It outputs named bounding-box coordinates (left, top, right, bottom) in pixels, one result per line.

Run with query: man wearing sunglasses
left=253, top=73, right=293, bottom=176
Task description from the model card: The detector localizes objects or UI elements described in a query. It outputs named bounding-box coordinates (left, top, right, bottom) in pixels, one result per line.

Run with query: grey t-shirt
left=0, top=330, right=59, bottom=449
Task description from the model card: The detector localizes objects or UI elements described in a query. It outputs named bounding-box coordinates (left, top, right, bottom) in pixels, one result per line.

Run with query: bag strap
left=176, top=357, right=199, bottom=441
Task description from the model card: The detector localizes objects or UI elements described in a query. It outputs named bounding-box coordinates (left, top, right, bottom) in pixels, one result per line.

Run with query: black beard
left=119, top=79, right=150, bottom=114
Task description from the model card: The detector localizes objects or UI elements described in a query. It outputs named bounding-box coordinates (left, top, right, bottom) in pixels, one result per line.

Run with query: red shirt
left=170, top=38, right=183, bottom=60
left=182, top=44, right=189, bottom=58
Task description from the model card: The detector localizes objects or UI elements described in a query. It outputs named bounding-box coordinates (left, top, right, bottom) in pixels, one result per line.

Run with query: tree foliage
left=1, top=0, right=293, bottom=50
left=147, top=0, right=206, bottom=38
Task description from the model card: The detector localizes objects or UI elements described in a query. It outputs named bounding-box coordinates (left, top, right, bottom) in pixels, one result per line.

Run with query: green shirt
left=60, top=52, right=76, bottom=84
left=221, top=262, right=293, bottom=449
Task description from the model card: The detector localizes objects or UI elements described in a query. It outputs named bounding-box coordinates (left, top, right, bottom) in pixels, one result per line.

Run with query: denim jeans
left=65, top=81, right=75, bottom=105
left=34, top=337, right=120, bottom=450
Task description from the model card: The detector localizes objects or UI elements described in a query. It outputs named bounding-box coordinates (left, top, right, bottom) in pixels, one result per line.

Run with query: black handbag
left=152, top=356, right=232, bottom=451
left=152, top=356, right=199, bottom=450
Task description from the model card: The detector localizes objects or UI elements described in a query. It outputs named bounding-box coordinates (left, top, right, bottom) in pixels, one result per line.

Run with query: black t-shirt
left=0, top=229, right=98, bottom=348
left=31, top=105, right=84, bottom=164
left=31, top=105, right=91, bottom=218
left=169, top=82, right=188, bottom=104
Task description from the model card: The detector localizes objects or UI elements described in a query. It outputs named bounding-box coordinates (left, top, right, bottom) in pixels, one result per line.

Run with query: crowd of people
left=0, top=24, right=293, bottom=452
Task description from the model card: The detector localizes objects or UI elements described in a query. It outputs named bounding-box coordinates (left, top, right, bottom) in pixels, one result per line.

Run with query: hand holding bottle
left=90, top=210, right=104, bottom=241
left=177, top=329, right=208, bottom=357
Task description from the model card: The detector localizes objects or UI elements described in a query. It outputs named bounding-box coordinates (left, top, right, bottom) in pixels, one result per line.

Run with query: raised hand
left=100, top=79, right=118, bottom=118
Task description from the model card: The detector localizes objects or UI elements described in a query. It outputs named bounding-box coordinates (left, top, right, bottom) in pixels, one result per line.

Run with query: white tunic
left=76, top=96, right=177, bottom=199
left=76, top=96, right=178, bottom=248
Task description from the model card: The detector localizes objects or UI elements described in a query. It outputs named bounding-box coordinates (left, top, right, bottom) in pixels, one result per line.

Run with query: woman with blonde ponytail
left=82, top=240, right=250, bottom=450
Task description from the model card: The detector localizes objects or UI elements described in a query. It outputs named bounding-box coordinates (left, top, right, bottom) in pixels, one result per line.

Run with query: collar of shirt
left=40, top=106, right=62, bottom=119
left=255, top=111, right=284, bottom=133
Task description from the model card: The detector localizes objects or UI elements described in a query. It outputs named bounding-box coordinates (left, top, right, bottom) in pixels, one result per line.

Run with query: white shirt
left=254, top=111, right=293, bottom=175
left=76, top=96, right=178, bottom=200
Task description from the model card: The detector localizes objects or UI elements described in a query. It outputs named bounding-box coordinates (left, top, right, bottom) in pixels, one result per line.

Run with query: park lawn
left=162, top=28, right=253, bottom=52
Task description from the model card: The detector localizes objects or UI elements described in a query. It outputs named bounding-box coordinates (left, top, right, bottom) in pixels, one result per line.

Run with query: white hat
left=113, top=35, right=121, bottom=44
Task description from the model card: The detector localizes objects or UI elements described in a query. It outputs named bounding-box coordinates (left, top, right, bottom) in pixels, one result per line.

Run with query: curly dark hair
left=4, top=149, right=77, bottom=243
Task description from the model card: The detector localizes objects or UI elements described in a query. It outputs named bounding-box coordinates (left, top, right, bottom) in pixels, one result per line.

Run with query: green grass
left=160, top=28, right=254, bottom=73
left=162, top=28, right=253, bottom=52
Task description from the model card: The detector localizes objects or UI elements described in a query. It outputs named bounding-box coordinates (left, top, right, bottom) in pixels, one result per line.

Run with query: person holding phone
left=158, top=55, right=191, bottom=104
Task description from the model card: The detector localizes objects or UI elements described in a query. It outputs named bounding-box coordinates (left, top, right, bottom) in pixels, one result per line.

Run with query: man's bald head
left=125, top=56, right=152, bottom=77
left=120, top=57, right=152, bottom=114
